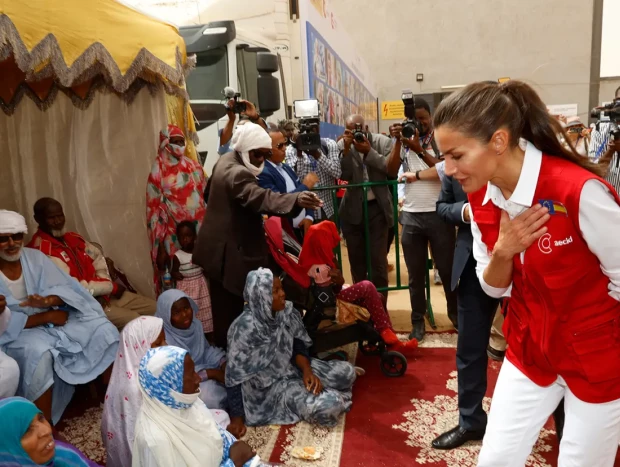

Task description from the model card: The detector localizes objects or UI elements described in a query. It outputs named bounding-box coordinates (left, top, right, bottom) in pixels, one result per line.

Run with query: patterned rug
left=57, top=343, right=359, bottom=466
left=56, top=333, right=620, bottom=466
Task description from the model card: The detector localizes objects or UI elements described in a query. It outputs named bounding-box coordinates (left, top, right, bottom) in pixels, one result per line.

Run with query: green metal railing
left=314, top=180, right=436, bottom=327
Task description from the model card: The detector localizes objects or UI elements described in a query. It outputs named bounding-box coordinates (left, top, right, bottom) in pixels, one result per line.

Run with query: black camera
left=223, top=87, right=247, bottom=114
left=591, top=98, right=620, bottom=121
left=591, top=98, right=620, bottom=142
left=294, top=99, right=322, bottom=152
left=401, top=89, right=424, bottom=139
left=353, top=123, right=366, bottom=143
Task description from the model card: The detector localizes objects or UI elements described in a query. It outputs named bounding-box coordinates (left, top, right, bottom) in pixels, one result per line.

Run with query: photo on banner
left=306, top=22, right=378, bottom=139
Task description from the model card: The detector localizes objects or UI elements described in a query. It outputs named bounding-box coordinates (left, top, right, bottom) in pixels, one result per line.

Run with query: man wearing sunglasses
left=258, top=128, right=320, bottom=241
left=0, top=210, right=118, bottom=423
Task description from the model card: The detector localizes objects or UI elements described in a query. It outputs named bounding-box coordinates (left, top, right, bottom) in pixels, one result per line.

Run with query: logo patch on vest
left=538, top=233, right=553, bottom=254
left=60, top=251, right=71, bottom=263
left=538, top=199, right=568, bottom=216
left=554, top=236, right=573, bottom=247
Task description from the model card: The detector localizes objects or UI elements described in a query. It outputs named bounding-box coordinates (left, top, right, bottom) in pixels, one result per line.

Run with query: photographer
left=589, top=86, right=620, bottom=192
left=386, top=97, right=457, bottom=342
left=285, top=121, right=341, bottom=220
left=338, top=114, right=392, bottom=297
left=218, top=98, right=267, bottom=156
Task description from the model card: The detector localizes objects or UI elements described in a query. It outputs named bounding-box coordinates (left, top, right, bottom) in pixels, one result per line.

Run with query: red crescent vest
left=27, top=230, right=99, bottom=282
left=469, top=155, right=620, bottom=403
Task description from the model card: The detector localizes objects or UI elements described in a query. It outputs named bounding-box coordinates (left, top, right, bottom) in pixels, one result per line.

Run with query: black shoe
left=487, top=345, right=505, bottom=362
left=432, top=425, right=485, bottom=450
left=409, top=320, right=425, bottom=342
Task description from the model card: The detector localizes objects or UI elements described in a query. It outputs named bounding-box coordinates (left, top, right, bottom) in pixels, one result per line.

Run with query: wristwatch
left=415, top=171, right=421, bottom=180
left=416, top=151, right=425, bottom=159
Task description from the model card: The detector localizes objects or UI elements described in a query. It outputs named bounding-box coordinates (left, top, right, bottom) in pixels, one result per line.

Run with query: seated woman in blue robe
left=0, top=210, right=119, bottom=424
left=155, top=289, right=228, bottom=410
left=225, top=268, right=356, bottom=439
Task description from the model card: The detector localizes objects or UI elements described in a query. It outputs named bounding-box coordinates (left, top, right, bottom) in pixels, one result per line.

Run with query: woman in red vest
left=431, top=80, right=620, bottom=466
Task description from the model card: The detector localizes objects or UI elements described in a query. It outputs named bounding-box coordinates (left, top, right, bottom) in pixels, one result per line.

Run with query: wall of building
left=599, top=77, right=620, bottom=104
left=330, top=0, right=597, bottom=132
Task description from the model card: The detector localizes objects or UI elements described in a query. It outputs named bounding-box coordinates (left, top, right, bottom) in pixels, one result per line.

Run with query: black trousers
left=401, top=211, right=457, bottom=324
left=387, top=226, right=395, bottom=254
left=341, top=201, right=389, bottom=295
left=456, top=255, right=501, bottom=431
left=208, top=279, right=245, bottom=349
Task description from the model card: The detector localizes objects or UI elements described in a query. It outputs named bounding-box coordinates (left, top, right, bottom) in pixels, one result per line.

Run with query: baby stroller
left=264, top=217, right=407, bottom=378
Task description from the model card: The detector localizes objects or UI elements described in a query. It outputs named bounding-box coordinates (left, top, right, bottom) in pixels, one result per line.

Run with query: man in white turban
left=193, top=122, right=323, bottom=349
left=0, top=210, right=119, bottom=424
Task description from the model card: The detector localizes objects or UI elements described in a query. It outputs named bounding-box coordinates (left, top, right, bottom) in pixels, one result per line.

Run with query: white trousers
left=478, top=359, right=620, bottom=467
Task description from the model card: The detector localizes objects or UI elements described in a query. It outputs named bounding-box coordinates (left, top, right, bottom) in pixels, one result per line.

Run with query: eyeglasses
left=274, top=142, right=287, bottom=150
left=0, top=233, right=24, bottom=244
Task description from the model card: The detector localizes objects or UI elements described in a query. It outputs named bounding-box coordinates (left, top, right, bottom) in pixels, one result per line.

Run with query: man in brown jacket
left=193, top=123, right=322, bottom=348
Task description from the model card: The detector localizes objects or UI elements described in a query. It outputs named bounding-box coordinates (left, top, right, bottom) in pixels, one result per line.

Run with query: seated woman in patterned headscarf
left=225, top=268, right=357, bottom=439
left=132, top=346, right=258, bottom=467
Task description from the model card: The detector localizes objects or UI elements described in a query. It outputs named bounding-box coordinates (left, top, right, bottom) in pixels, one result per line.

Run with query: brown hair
left=433, top=80, right=605, bottom=176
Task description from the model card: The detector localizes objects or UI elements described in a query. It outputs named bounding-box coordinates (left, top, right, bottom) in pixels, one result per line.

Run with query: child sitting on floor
left=298, top=221, right=418, bottom=353
left=171, top=220, right=213, bottom=338
left=155, top=290, right=229, bottom=410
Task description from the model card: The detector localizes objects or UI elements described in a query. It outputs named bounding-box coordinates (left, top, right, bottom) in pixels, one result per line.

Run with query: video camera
left=223, top=87, right=247, bottom=114
left=591, top=98, right=620, bottom=141
left=401, top=89, right=424, bottom=139
left=293, top=99, right=322, bottom=152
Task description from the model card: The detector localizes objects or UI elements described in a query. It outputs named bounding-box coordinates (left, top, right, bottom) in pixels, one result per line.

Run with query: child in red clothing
left=299, top=221, right=417, bottom=353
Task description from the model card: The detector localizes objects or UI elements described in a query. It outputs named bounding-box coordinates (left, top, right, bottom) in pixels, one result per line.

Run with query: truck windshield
left=186, top=46, right=228, bottom=101
left=236, top=48, right=259, bottom=109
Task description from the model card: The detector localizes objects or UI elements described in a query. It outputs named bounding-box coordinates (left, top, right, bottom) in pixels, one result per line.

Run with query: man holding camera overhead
left=285, top=123, right=341, bottom=221
left=338, top=114, right=393, bottom=297
left=387, top=96, right=457, bottom=342
left=589, top=86, right=620, bottom=193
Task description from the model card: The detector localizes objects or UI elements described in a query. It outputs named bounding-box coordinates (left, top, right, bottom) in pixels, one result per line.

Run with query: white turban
left=0, top=210, right=28, bottom=235
left=231, top=122, right=271, bottom=177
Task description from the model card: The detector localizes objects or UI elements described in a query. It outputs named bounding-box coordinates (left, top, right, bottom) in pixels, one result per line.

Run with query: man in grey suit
left=432, top=173, right=500, bottom=449
left=337, top=115, right=393, bottom=295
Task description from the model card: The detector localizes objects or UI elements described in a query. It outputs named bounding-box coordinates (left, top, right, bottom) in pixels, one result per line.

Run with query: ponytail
left=434, top=80, right=606, bottom=177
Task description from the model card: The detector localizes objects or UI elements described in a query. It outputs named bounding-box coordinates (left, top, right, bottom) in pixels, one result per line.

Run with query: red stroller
left=264, top=217, right=407, bottom=378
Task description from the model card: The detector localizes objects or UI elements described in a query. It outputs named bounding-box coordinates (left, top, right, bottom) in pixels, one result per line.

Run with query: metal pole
left=362, top=185, right=372, bottom=282
left=332, top=188, right=343, bottom=271
left=392, top=183, right=401, bottom=288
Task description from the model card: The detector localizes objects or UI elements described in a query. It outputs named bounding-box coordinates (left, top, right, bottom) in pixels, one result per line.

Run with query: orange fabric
left=298, top=221, right=340, bottom=272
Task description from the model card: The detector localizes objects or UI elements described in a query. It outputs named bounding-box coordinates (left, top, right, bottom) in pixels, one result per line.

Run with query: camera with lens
left=223, top=87, right=247, bottom=114
left=352, top=123, right=366, bottom=143
left=401, top=89, right=424, bottom=139
left=293, top=99, right=322, bottom=152
left=591, top=98, right=620, bottom=142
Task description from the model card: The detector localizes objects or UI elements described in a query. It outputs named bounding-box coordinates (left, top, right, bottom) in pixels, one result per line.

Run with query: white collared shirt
left=471, top=141, right=620, bottom=301
left=266, top=160, right=312, bottom=228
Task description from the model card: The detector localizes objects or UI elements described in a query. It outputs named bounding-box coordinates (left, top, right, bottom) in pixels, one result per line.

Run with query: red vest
left=27, top=230, right=99, bottom=282
left=469, top=155, right=620, bottom=403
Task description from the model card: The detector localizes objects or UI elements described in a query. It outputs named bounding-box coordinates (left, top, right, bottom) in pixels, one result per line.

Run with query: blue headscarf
left=139, top=346, right=193, bottom=410
left=0, top=397, right=93, bottom=466
left=225, top=268, right=312, bottom=387
left=155, top=290, right=225, bottom=372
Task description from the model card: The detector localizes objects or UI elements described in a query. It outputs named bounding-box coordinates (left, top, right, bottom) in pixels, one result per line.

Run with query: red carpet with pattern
left=341, top=333, right=620, bottom=467
left=56, top=334, right=620, bottom=466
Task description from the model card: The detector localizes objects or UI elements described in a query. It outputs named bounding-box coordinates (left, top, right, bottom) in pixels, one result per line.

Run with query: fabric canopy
left=0, top=0, right=199, bottom=152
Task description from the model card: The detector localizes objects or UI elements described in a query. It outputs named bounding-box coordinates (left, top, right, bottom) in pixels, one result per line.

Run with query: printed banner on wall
left=306, top=22, right=378, bottom=140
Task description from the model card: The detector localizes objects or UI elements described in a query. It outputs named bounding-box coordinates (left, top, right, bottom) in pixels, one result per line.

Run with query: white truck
left=180, top=20, right=287, bottom=174
left=179, top=0, right=379, bottom=174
